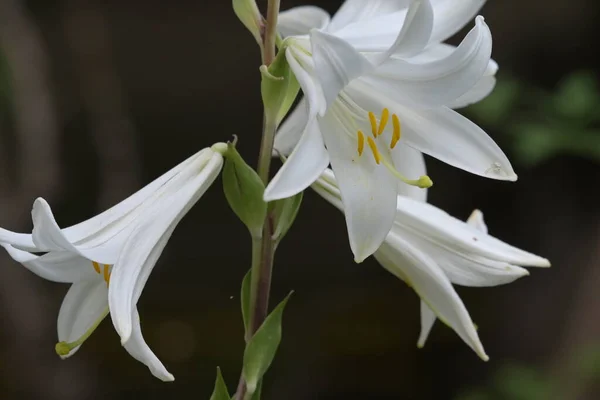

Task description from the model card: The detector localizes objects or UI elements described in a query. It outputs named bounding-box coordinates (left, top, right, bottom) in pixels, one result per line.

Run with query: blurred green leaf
left=242, top=292, right=292, bottom=395
left=210, top=367, right=231, bottom=400
left=466, top=78, right=520, bottom=125
left=494, top=364, right=553, bottom=400
left=577, top=343, right=600, bottom=381
left=553, top=71, right=600, bottom=121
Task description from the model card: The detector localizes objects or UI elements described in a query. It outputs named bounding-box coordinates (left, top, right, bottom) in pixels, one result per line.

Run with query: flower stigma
left=55, top=307, right=110, bottom=357
left=356, top=109, right=433, bottom=189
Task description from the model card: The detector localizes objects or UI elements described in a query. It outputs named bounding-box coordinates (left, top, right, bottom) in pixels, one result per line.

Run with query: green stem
left=236, top=2, right=280, bottom=399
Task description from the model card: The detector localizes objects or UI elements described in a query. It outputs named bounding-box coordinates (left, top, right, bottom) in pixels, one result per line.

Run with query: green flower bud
left=232, top=0, right=264, bottom=47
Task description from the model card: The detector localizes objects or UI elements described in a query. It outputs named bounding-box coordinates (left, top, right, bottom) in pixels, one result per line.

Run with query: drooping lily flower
left=311, top=146, right=550, bottom=360
left=0, top=144, right=226, bottom=381
left=265, top=0, right=511, bottom=261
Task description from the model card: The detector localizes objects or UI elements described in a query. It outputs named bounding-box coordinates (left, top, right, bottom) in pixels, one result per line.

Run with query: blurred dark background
left=0, top=0, right=599, bottom=399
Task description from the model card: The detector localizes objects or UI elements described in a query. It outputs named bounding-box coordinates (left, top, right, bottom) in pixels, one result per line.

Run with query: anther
left=103, top=264, right=111, bottom=284
left=92, top=261, right=101, bottom=274
left=368, top=112, right=378, bottom=137
left=367, top=137, right=382, bottom=164
left=357, top=131, right=365, bottom=156
left=391, top=114, right=401, bottom=149
left=378, top=108, right=390, bottom=136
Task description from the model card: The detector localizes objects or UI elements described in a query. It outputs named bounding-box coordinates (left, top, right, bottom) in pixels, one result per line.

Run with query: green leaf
left=271, top=191, right=303, bottom=243
left=553, top=71, right=600, bottom=121
left=261, top=48, right=300, bottom=125
left=222, top=142, right=267, bottom=237
left=232, top=0, right=263, bottom=46
left=209, top=367, right=231, bottom=400
left=242, top=292, right=293, bottom=394
left=241, top=269, right=252, bottom=337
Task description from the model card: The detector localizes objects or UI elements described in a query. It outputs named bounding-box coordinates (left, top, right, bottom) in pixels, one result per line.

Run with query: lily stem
left=236, top=1, right=280, bottom=399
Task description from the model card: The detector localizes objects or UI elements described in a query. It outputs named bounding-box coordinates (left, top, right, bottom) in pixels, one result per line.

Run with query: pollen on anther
left=92, top=261, right=101, bottom=274
left=357, top=130, right=365, bottom=156
left=378, top=108, right=390, bottom=136
left=367, top=137, right=381, bottom=164
left=391, top=114, right=401, bottom=149
left=368, top=112, right=378, bottom=137
left=103, top=265, right=111, bottom=284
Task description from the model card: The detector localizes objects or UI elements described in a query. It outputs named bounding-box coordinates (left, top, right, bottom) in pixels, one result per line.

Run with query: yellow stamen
left=367, top=137, right=382, bottom=164
left=55, top=307, right=109, bottom=357
left=368, top=111, right=378, bottom=137
left=357, top=130, right=365, bottom=156
left=92, top=261, right=101, bottom=274
left=391, top=114, right=401, bottom=149
left=378, top=108, right=390, bottom=136
left=103, top=264, right=111, bottom=284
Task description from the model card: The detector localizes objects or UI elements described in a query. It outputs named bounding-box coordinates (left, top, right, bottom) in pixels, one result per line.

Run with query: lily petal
left=346, top=84, right=516, bottom=181
left=273, top=98, right=309, bottom=156
left=1, top=244, right=99, bottom=283
left=0, top=228, right=36, bottom=251
left=264, top=116, right=329, bottom=201
left=449, top=75, right=496, bottom=109
left=57, top=280, right=108, bottom=358
left=310, top=29, right=373, bottom=108
left=430, top=0, right=487, bottom=43
left=467, top=209, right=488, bottom=233
left=278, top=6, right=330, bottom=38
left=327, top=0, right=409, bottom=33
left=394, top=196, right=550, bottom=267
left=375, top=235, right=488, bottom=360
left=122, top=309, right=174, bottom=382
left=109, top=153, right=223, bottom=342
left=366, top=16, right=492, bottom=108
left=417, top=301, right=436, bottom=348
left=380, top=0, right=434, bottom=60
left=320, top=114, right=398, bottom=262
left=286, top=47, right=327, bottom=116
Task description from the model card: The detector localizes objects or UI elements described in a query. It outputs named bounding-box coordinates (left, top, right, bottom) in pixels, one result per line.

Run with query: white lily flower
left=0, top=144, right=226, bottom=381
left=265, top=0, right=512, bottom=261
left=312, top=146, right=550, bottom=360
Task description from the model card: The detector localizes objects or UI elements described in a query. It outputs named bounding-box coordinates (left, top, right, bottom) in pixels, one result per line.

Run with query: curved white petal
left=122, top=309, right=174, bottom=382
left=273, top=99, right=309, bottom=156
left=109, top=153, right=223, bottom=343
left=417, top=301, right=436, bottom=348
left=375, top=235, right=488, bottom=360
left=0, top=228, right=36, bottom=251
left=430, top=0, right=487, bottom=43
left=57, top=280, right=108, bottom=358
left=391, top=143, right=428, bottom=202
left=379, top=0, right=434, bottom=60
left=286, top=47, right=326, bottom=116
left=449, top=75, right=496, bottom=109
left=327, top=0, right=409, bottom=33
left=320, top=114, right=398, bottom=262
left=264, top=117, right=329, bottom=201
left=394, top=195, right=551, bottom=267
left=467, top=209, right=488, bottom=233
left=366, top=16, right=492, bottom=107
left=1, top=244, right=98, bottom=283
left=61, top=149, right=204, bottom=243
left=278, top=6, right=330, bottom=37
left=310, top=30, right=373, bottom=109
left=345, top=85, right=516, bottom=181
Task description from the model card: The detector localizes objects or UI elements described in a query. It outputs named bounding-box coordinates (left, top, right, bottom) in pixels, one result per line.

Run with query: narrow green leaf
left=242, top=292, right=293, bottom=394
left=241, top=269, right=252, bottom=337
left=210, top=367, right=231, bottom=400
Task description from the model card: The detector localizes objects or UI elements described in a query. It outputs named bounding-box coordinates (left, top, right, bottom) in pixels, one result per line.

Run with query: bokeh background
left=1, top=0, right=599, bottom=399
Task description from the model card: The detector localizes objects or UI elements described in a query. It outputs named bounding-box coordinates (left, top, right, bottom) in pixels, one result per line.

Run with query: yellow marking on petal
left=92, top=261, right=101, bottom=274
left=103, top=264, right=111, bottom=284
left=368, top=111, right=378, bottom=137
left=357, top=130, right=365, bottom=156
left=367, top=137, right=381, bottom=164
left=378, top=108, right=389, bottom=136
left=390, top=114, right=401, bottom=149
